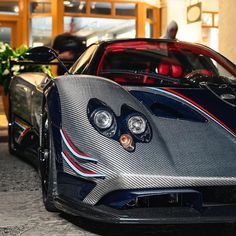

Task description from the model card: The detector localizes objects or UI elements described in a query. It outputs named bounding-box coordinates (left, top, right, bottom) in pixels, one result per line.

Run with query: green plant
left=0, top=42, right=51, bottom=94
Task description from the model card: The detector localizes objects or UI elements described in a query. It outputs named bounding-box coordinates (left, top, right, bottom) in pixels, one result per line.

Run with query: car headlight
left=128, top=116, right=146, bottom=134
left=93, top=110, right=113, bottom=129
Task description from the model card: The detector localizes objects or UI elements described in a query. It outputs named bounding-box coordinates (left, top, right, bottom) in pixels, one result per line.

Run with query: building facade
left=1, top=0, right=236, bottom=63
left=0, top=0, right=161, bottom=48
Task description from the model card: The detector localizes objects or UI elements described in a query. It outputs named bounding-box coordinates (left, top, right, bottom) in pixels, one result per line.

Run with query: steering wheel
left=184, top=69, right=213, bottom=85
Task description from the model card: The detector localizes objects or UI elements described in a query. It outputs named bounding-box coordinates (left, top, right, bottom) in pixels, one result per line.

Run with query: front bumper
left=54, top=196, right=236, bottom=224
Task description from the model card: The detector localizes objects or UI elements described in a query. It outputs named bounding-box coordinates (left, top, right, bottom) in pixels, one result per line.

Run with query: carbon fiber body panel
left=53, top=75, right=236, bottom=205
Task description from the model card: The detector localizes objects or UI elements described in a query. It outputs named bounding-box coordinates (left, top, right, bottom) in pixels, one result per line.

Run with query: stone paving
left=0, top=142, right=98, bottom=236
left=0, top=141, right=236, bottom=236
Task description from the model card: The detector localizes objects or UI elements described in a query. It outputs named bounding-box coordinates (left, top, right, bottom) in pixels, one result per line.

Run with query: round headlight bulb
left=93, top=110, right=113, bottom=129
left=128, top=116, right=146, bottom=134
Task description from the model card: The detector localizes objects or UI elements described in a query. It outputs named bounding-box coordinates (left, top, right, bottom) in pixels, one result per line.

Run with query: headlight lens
left=93, top=110, right=113, bottom=129
left=128, top=116, right=146, bottom=134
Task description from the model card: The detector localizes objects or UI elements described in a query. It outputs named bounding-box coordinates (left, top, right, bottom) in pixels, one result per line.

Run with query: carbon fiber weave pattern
left=54, top=75, right=236, bottom=205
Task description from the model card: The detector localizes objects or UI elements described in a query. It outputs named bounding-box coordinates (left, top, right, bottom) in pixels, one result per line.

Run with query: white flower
left=11, top=65, right=20, bottom=72
left=2, top=69, right=10, bottom=76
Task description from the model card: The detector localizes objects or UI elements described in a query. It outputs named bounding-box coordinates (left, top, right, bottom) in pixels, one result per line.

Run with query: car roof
left=98, top=38, right=191, bottom=46
left=94, top=38, right=211, bottom=53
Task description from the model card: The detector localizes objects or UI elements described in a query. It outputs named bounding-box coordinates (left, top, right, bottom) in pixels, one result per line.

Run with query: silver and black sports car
left=8, top=39, right=236, bottom=224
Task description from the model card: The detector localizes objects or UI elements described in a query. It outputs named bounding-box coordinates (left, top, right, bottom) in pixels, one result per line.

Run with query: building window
left=202, top=11, right=218, bottom=28
left=202, top=11, right=219, bottom=51
left=64, top=16, right=135, bottom=45
left=30, top=1, right=51, bottom=14
left=90, top=2, right=112, bottom=15
left=30, top=17, right=52, bottom=46
left=0, top=27, right=11, bottom=44
left=64, top=0, right=86, bottom=14
left=115, top=3, right=136, bottom=16
left=146, top=8, right=153, bottom=19
left=0, top=1, right=19, bottom=15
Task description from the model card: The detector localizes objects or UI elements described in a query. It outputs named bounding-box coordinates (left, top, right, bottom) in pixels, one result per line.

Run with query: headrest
left=157, top=63, right=183, bottom=78
left=171, top=64, right=183, bottom=78
left=157, top=63, right=169, bottom=76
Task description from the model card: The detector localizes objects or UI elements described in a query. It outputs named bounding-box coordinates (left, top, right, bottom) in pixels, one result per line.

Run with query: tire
left=40, top=110, right=58, bottom=212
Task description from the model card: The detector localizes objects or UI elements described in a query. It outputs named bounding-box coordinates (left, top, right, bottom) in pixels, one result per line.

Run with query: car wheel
left=40, top=111, right=58, bottom=212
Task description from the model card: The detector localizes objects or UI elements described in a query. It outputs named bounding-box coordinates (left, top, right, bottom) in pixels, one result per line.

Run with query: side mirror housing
left=25, top=46, right=57, bottom=62
left=25, top=46, right=70, bottom=74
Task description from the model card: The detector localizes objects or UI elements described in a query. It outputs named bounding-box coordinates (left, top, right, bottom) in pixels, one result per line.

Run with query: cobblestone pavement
left=0, top=142, right=99, bottom=236
left=0, top=141, right=236, bottom=236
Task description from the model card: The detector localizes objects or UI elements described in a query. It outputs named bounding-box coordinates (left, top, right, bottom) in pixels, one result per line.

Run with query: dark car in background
left=8, top=38, right=236, bottom=224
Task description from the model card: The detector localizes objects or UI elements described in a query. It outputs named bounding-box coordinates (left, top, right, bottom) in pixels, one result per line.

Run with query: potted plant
left=0, top=42, right=51, bottom=118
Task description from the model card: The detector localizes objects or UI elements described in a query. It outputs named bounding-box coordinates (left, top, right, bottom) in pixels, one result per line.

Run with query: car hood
left=52, top=75, right=235, bottom=173
left=50, top=75, right=236, bottom=204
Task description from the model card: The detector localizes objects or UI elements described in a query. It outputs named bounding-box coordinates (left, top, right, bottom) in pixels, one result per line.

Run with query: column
left=51, top=0, right=64, bottom=39
left=219, top=0, right=236, bottom=63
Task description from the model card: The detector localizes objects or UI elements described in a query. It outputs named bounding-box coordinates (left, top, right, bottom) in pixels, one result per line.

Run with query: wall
left=201, top=0, right=218, bottom=12
left=219, top=0, right=236, bottom=63
left=161, top=0, right=202, bottom=42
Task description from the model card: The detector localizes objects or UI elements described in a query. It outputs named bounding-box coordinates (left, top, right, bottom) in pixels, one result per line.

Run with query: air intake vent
left=130, top=90, right=207, bottom=122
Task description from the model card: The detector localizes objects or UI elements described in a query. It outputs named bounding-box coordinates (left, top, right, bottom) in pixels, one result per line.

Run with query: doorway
left=0, top=21, right=17, bottom=128
left=0, top=21, right=17, bottom=47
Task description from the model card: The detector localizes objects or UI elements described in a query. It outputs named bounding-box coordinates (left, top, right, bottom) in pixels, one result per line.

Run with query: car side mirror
left=26, top=46, right=57, bottom=62
left=25, top=46, right=70, bottom=74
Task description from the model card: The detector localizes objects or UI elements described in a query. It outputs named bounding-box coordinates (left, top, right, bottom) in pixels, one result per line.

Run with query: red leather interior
left=171, top=64, right=183, bottom=78
left=158, top=63, right=170, bottom=76
left=158, top=63, right=183, bottom=78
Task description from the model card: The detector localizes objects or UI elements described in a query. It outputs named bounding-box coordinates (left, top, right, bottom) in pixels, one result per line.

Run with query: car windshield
left=97, top=41, right=236, bottom=87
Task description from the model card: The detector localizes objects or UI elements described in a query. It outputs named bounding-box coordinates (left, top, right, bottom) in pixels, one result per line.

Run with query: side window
left=214, top=60, right=233, bottom=78
left=70, top=44, right=98, bottom=74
